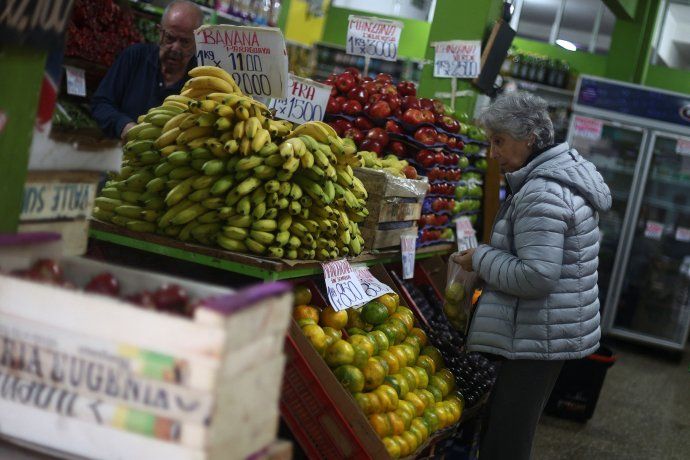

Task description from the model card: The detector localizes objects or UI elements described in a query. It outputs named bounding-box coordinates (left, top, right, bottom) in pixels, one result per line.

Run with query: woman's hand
left=452, top=248, right=476, bottom=272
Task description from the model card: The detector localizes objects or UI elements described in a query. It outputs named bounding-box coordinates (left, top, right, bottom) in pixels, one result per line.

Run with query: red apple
left=368, top=93, right=384, bottom=104
left=360, top=139, right=382, bottom=154
left=336, top=73, right=356, bottom=93
left=27, top=259, right=63, bottom=283
left=376, top=73, right=393, bottom=83
left=354, top=116, right=374, bottom=130
left=437, top=115, right=460, bottom=133
left=384, top=93, right=401, bottom=112
left=389, top=141, right=406, bottom=156
left=414, top=127, right=437, bottom=145
left=397, top=81, right=416, bottom=96
left=402, top=165, right=418, bottom=179
left=342, top=100, right=363, bottom=116
left=434, top=151, right=445, bottom=165
left=432, top=99, right=446, bottom=115
left=85, top=272, right=120, bottom=297
left=347, top=87, right=369, bottom=104
left=436, top=132, right=449, bottom=144
left=366, top=127, right=390, bottom=147
left=419, top=98, right=435, bottom=111
left=368, top=100, right=392, bottom=119
left=152, top=284, right=189, bottom=313
left=343, top=128, right=365, bottom=146
left=421, top=110, right=436, bottom=124
left=344, top=67, right=361, bottom=81
left=447, top=137, right=458, bottom=149
left=437, top=214, right=449, bottom=225
left=402, top=108, right=424, bottom=125
left=326, top=98, right=341, bottom=114
left=385, top=120, right=402, bottom=134
left=432, top=199, right=444, bottom=212
left=402, top=95, right=421, bottom=111
left=126, top=290, right=156, bottom=309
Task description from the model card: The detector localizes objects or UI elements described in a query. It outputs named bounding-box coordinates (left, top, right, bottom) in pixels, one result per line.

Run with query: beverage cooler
left=567, top=76, right=690, bottom=351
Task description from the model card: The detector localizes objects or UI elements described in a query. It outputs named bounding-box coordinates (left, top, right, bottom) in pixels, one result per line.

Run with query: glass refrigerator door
left=608, top=133, right=690, bottom=349
left=568, top=118, right=647, bottom=313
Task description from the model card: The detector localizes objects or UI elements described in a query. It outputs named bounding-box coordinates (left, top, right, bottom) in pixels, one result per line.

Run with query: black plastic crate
left=544, top=346, right=617, bottom=422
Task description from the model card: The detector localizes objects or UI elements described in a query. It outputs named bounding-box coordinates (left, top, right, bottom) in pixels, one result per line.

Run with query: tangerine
left=369, top=413, right=391, bottom=438
left=324, top=339, right=355, bottom=367
left=379, top=349, right=401, bottom=374
left=319, top=305, right=348, bottom=330
left=293, top=285, right=312, bottom=307
left=333, top=364, right=364, bottom=393
left=382, top=437, right=401, bottom=459
left=404, top=392, right=426, bottom=417
left=415, top=355, right=436, bottom=376
left=362, top=358, right=386, bottom=391
left=421, top=346, right=445, bottom=371
left=377, top=293, right=399, bottom=315
left=293, top=305, right=319, bottom=323
left=387, top=412, right=405, bottom=435
left=361, top=301, right=389, bottom=325
left=408, top=327, right=428, bottom=347
left=301, top=324, right=328, bottom=354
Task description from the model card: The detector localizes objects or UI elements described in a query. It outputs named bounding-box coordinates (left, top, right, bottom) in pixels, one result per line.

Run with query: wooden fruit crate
left=0, top=254, right=293, bottom=460
left=354, top=169, right=429, bottom=250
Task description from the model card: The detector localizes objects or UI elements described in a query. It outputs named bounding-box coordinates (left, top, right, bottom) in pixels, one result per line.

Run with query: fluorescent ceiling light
left=510, top=3, right=515, bottom=14
left=556, top=39, right=577, bottom=51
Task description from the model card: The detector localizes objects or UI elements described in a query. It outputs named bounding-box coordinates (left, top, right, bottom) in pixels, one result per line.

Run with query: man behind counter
left=91, top=0, right=203, bottom=140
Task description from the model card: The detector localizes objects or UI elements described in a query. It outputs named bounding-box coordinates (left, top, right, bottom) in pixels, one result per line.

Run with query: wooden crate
left=354, top=169, right=428, bottom=250
left=0, top=254, right=293, bottom=460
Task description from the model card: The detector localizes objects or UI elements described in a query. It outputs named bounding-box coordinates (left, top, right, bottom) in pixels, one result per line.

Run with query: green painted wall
left=417, top=0, right=503, bottom=117
left=603, top=0, right=639, bottom=20
left=512, top=37, right=608, bottom=77
left=0, top=46, right=46, bottom=232
left=644, top=65, right=690, bottom=94
left=320, top=6, right=432, bottom=60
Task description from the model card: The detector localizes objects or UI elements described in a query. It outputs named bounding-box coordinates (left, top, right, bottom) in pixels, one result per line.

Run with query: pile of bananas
left=93, top=66, right=369, bottom=260
left=361, top=151, right=411, bottom=178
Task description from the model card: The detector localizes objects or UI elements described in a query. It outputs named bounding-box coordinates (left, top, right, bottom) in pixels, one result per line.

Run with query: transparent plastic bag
left=443, top=252, right=481, bottom=334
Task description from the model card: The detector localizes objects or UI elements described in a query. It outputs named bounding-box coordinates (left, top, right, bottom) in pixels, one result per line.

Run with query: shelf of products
left=129, top=0, right=283, bottom=27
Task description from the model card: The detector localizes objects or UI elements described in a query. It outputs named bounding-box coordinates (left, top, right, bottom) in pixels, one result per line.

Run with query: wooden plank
left=361, top=225, right=418, bottom=250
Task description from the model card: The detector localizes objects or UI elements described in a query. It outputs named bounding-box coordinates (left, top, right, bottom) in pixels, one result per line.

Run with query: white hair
left=478, top=92, right=554, bottom=150
left=163, top=0, right=204, bottom=28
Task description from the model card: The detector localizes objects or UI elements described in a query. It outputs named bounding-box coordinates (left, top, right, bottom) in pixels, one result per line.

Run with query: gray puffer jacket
left=467, top=143, right=612, bottom=360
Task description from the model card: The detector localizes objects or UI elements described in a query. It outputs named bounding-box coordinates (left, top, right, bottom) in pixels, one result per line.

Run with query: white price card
left=401, top=233, right=417, bottom=280
left=268, top=74, right=331, bottom=124
left=355, top=267, right=395, bottom=302
left=322, top=259, right=368, bottom=311
left=21, top=182, right=96, bottom=221
left=455, top=216, right=478, bottom=252
left=675, top=226, right=690, bottom=242
left=573, top=116, right=603, bottom=141
left=194, top=25, right=289, bottom=99
left=433, top=40, right=481, bottom=79
left=675, top=138, right=690, bottom=156
left=644, top=220, right=664, bottom=240
left=346, top=15, right=403, bottom=62
left=65, top=66, right=86, bottom=97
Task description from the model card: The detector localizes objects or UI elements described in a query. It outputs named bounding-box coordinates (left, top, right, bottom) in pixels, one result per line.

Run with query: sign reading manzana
left=0, top=0, right=75, bottom=50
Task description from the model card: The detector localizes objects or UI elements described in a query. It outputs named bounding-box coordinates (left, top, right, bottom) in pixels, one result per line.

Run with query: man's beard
left=161, top=49, right=186, bottom=68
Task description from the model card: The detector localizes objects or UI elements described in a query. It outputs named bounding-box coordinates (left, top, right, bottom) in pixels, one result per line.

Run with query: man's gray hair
left=163, top=0, right=204, bottom=28
left=478, top=92, right=554, bottom=150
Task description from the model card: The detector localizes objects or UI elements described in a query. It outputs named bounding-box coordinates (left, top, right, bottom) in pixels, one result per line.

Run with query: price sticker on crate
left=400, top=233, right=417, bottom=280
left=354, top=266, right=394, bottom=302
left=432, top=40, right=481, bottom=79
left=455, top=216, right=478, bottom=252
left=322, top=259, right=368, bottom=311
left=194, top=24, right=289, bottom=99
left=346, top=15, right=403, bottom=62
left=268, top=74, right=331, bottom=124
left=64, top=66, right=86, bottom=97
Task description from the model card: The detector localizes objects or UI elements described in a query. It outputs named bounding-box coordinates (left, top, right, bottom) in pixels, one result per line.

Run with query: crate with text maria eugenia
left=353, top=168, right=429, bottom=250
left=0, top=253, right=292, bottom=460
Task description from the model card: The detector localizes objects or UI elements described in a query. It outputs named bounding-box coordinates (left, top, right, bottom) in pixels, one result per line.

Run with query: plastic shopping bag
left=443, top=252, right=481, bottom=335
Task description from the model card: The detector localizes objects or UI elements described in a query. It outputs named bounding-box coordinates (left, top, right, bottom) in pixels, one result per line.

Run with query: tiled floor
left=533, top=340, right=690, bottom=460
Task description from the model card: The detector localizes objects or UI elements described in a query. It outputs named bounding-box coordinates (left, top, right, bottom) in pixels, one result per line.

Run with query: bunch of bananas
left=93, top=66, right=368, bottom=260
left=361, top=151, right=411, bottom=178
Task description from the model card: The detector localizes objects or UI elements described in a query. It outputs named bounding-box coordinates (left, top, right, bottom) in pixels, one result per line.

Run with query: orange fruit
left=361, top=301, right=389, bottom=325
left=403, top=336, right=422, bottom=353
left=408, top=424, right=425, bottom=446
left=421, top=346, right=445, bottom=371
left=395, top=408, right=413, bottom=430
left=408, top=327, right=428, bottom=347
left=386, top=318, right=408, bottom=344
left=393, top=435, right=411, bottom=457
left=378, top=293, right=399, bottom=315
left=351, top=344, right=370, bottom=369
left=446, top=399, right=462, bottom=422
left=447, top=394, right=465, bottom=413
left=347, top=327, right=368, bottom=336
left=415, top=355, right=436, bottom=376
left=319, top=305, right=348, bottom=330
left=293, top=305, right=320, bottom=322
left=395, top=305, right=415, bottom=318
left=404, top=391, right=426, bottom=417
left=354, top=392, right=375, bottom=415
left=369, top=413, right=391, bottom=438
left=391, top=312, right=414, bottom=333
left=422, top=408, right=440, bottom=432
left=411, top=418, right=430, bottom=442
left=376, top=384, right=399, bottom=411
left=434, top=403, right=452, bottom=428
left=429, top=375, right=450, bottom=397
left=374, top=324, right=397, bottom=345
left=414, top=389, right=435, bottom=410
left=368, top=330, right=390, bottom=353
left=401, top=430, right=419, bottom=454
left=373, top=355, right=390, bottom=375
left=301, top=324, right=328, bottom=354
left=437, top=369, right=456, bottom=390
left=388, top=346, right=408, bottom=368
left=323, top=334, right=337, bottom=351
left=363, top=358, right=387, bottom=391
left=296, top=318, right=318, bottom=328
left=348, top=334, right=377, bottom=356
left=333, top=364, right=364, bottom=393
left=413, top=366, right=429, bottom=389
left=382, top=437, right=401, bottom=459
left=387, top=412, right=405, bottom=435
left=384, top=374, right=410, bottom=398
left=427, top=384, right=443, bottom=403
left=323, top=326, right=342, bottom=340
left=347, top=308, right=368, bottom=329
left=379, top=349, right=401, bottom=374
left=293, top=285, right=312, bottom=307
left=400, top=366, right=419, bottom=391
left=324, top=339, right=355, bottom=367
left=397, top=399, right=416, bottom=420
left=399, top=344, right=418, bottom=365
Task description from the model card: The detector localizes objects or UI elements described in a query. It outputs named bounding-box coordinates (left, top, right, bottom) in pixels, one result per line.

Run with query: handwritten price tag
left=195, top=24, right=289, bottom=99
left=675, top=226, right=690, bottom=242
left=65, top=66, right=86, bottom=97
left=401, top=233, right=417, bottom=280
left=268, top=74, right=330, bottom=124
left=322, top=259, right=368, bottom=311
left=675, top=138, right=690, bottom=156
left=573, top=116, right=603, bottom=141
left=433, top=40, right=481, bottom=79
left=355, top=267, right=394, bottom=302
left=455, top=216, right=478, bottom=251
left=346, top=15, right=403, bottom=62
left=644, top=220, right=664, bottom=240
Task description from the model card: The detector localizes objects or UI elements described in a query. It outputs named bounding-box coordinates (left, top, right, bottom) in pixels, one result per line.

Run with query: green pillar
left=417, top=0, right=503, bottom=117
left=0, top=46, right=46, bottom=232
left=605, top=0, right=660, bottom=83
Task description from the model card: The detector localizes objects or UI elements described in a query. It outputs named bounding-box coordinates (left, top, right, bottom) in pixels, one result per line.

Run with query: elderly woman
left=454, top=92, right=611, bottom=459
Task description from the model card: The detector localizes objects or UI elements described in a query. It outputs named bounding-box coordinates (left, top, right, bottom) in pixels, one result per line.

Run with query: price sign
left=675, top=138, right=690, bottom=156
left=268, top=74, right=331, bottom=124
left=675, top=226, right=690, bottom=242
left=354, top=267, right=394, bottom=302
left=573, top=116, right=603, bottom=141
left=455, top=216, right=478, bottom=252
left=401, top=233, right=416, bottom=280
left=194, top=25, right=289, bottom=99
left=346, top=15, right=403, bottom=62
left=433, top=40, right=481, bottom=79
left=644, top=220, right=664, bottom=240
left=322, top=259, right=368, bottom=311
left=65, top=66, right=86, bottom=97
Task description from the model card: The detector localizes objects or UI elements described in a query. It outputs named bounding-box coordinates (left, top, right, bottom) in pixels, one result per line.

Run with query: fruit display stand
left=0, top=248, right=294, bottom=460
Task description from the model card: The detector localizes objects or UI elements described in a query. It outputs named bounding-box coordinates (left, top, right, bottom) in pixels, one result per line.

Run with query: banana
left=159, top=200, right=194, bottom=228
left=288, top=201, right=302, bottom=216
left=194, top=112, right=217, bottom=128
left=154, top=127, right=181, bottom=148
left=265, top=154, right=284, bottom=168
left=235, top=106, right=250, bottom=121
left=101, top=188, right=121, bottom=200
left=252, top=202, right=267, bottom=220
left=180, top=114, right=200, bottom=130
left=279, top=181, right=292, bottom=197
left=287, top=235, right=301, bottom=249
left=186, top=75, right=236, bottom=94
left=239, top=137, right=251, bottom=156
left=124, top=171, right=154, bottom=192
left=202, top=159, right=225, bottom=176
left=187, top=137, right=208, bottom=150
left=298, top=208, right=310, bottom=219
left=92, top=207, right=114, bottom=221
left=253, top=165, right=277, bottom=179
left=177, top=126, right=213, bottom=145
left=125, top=123, right=154, bottom=141
left=198, top=211, right=220, bottom=224
left=278, top=213, right=292, bottom=232
left=126, top=220, right=156, bottom=232
left=236, top=177, right=262, bottom=196
left=202, top=197, right=224, bottom=209
left=162, top=100, right=189, bottom=111
left=282, top=156, right=300, bottom=173
left=190, top=147, right=213, bottom=160
left=139, top=151, right=161, bottom=165
left=124, top=139, right=154, bottom=154
left=171, top=203, right=207, bottom=226
left=233, top=120, right=245, bottom=140
left=169, top=166, right=197, bottom=180
left=113, top=205, right=144, bottom=219
left=191, top=175, right=216, bottom=190
left=189, top=188, right=211, bottom=202
left=276, top=170, right=293, bottom=182
left=275, top=231, right=290, bottom=247
left=245, top=117, right=261, bottom=139
left=168, top=150, right=190, bottom=165
left=189, top=66, right=241, bottom=89
left=145, top=177, right=165, bottom=193
left=324, top=180, right=336, bottom=204
left=164, top=95, right=194, bottom=105
left=251, top=129, right=270, bottom=152
left=250, top=230, right=275, bottom=245
left=236, top=196, right=252, bottom=216
left=264, top=180, right=280, bottom=194
left=162, top=112, right=191, bottom=133
left=146, top=112, right=173, bottom=127
left=226, top=214, right=253, bottom=228
left=279, top=142, right=294, bottom=160
left=191, top=222, right=220, bottom=239
left=143, top=196, right=164, bottom=210
left=252, top=219, right=277, bottom=232
left=165, top=176, right=197, bottom=206
left=258, top=142, right=278, bottom=156
left=300, top=196, right=313, bottom=208
left=267, top=247, right=284, bottom=258
left=290, top=222, right=308, bottom=238
left=217, top=235, right=248, bottom=252
left=236, top=155, right=263, bottom=171
left=211, top=175, right=234, bottom=195
left=300, top=150, right=315, bottom=169
left=214, top=117, right=232, bottom=131
left=245, top=238, right=267, bottom=255
left=264, top=207, right=278, bottom=219
left=224, top=139, right=240, bottom=155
